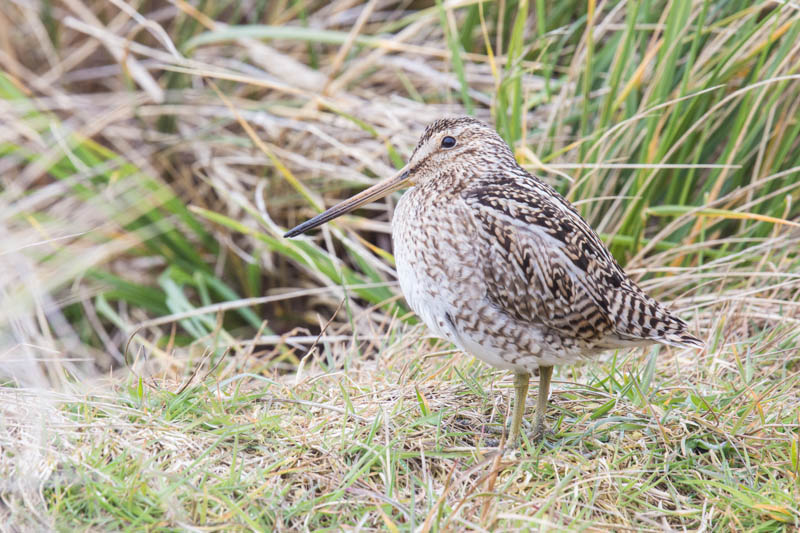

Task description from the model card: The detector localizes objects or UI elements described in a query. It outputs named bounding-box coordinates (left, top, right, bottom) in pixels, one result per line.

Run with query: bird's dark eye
left=441, top=136, right=457, bottom=149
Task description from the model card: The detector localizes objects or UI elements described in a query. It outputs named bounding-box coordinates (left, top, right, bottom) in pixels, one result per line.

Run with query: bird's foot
left=482, top=421, right=553, bottom=448
left=481, top=436, right=502, bottom=448
left=450, top=416, right=515, bottom=448
left=478, top=424, right=515, bottom=448
left=482, top=419, right=531, bottom=436
left=527, top=421, right=553, bottom=443
left=479, top=420, right=536, bottom=449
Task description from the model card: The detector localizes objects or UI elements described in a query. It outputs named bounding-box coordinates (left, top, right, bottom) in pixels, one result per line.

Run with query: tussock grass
left=1, top=0, right=799, bottom=530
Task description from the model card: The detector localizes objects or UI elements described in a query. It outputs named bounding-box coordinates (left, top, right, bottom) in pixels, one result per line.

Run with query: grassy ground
left=1, top=0, right=800, bottom=530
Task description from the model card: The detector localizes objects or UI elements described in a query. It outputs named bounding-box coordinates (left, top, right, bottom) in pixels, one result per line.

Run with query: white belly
left=394, top=250, right=524, bottom=370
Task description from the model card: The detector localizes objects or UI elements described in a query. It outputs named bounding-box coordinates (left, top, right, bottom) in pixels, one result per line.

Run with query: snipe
left=285, top=117, right=703, bottom=446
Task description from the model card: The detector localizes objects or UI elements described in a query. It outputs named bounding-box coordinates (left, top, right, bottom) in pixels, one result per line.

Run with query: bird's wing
left=462, top=174, right=698, bottom=347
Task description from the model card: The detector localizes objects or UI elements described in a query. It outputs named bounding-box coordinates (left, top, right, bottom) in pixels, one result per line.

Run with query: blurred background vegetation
left=2, top=0, right=800, bottom=530
left=2, top=0, right=798, bottom=389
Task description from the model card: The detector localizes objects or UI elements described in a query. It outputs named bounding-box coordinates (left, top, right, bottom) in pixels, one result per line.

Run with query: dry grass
left=1, top=0, right=800, bottom=530
left=3, top=316, right=799, bottom=530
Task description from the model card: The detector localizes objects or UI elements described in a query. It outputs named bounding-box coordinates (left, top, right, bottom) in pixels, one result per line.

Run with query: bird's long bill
left=284, top=167, right=410, bottom=238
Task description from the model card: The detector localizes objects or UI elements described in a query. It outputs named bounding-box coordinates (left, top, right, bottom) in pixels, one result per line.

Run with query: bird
left=284, top=116, right=703, bottom=446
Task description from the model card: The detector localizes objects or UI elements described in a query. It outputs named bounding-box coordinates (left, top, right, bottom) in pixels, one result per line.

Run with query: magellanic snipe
left=285, top=117, right=704, bottom=446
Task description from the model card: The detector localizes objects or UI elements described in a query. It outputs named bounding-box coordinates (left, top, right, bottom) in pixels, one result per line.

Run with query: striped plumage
left=285, top=116, right=703, bottom=446
left=465, top=172, right=700, bottom=350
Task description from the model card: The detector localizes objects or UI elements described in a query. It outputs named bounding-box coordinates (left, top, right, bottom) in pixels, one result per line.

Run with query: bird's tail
left=648, top=303, right=704, bottom=349
left=660, top=331, right=704, bottom=349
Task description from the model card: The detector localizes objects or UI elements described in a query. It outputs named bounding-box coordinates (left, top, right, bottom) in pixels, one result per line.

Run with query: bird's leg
left=531, top=365, right=553, bottom=440
left=508, top=371, right=530, bottom=446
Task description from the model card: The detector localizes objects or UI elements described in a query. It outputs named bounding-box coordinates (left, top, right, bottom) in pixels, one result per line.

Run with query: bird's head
left=403, top=116, right=513, bottom=185
left=284, top=116, right=513, bottom=237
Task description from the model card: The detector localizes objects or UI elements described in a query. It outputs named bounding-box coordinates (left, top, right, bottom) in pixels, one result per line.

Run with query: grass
left=1, top=0, right=799, bottom=530
left=4, top=326, right=800, bottom=530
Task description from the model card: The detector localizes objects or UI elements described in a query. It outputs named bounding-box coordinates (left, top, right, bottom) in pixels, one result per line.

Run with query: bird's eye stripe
left=441, top=136, right=457, bottom=148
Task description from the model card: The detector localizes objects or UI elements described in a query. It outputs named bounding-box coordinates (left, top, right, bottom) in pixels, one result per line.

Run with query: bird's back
left=462, top=169, right=703, bottom=351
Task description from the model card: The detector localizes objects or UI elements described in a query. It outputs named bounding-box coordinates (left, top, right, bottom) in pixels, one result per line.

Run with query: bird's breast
left=391, top=189, right=480, bottom=339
